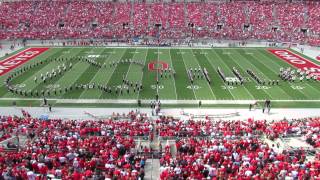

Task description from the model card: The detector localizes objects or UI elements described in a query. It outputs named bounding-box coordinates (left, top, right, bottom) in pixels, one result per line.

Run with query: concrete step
left=144, top=159, right=160, bottom=180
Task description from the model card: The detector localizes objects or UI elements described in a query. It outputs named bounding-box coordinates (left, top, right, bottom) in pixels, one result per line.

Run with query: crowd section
left=0, top=111, right=150, bottom=179
left=160, top=136, right=319, bottom=179
left=0, top=111, right=319, bottom=179
left=0, top=1, right=320, bottom=45
left=157, top=117, right=320, bottom=179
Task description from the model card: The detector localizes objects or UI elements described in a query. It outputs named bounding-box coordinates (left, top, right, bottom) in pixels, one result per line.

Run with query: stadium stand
left=0, top=0, right=320, bottom=179
left=0, top=1, right=320, bottom=45
left=0, top=111, right=319, bottom=179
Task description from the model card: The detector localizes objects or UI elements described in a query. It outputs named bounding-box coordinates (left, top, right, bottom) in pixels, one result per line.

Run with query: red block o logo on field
left=316, top=55, right=320, bottom=61
left=148, top=61, right=169, bottom=71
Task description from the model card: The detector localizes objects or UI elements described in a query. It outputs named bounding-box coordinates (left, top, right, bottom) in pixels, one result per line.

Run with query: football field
left=0, top=47, right=319, bottom=107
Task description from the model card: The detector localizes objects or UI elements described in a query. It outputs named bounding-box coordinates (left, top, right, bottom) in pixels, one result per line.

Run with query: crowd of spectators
left=0, top=111, right=150, bottom=179
left=157, top=117, right=320, bottom=179
left=160, top=136, right=320, bottom=179
left=0, top=110, right=319, bottom=179
left=0, top=1, right=320, bottom=45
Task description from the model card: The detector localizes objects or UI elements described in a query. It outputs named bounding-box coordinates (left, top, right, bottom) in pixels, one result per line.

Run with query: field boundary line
left=1, top=98, right=320, bottom=104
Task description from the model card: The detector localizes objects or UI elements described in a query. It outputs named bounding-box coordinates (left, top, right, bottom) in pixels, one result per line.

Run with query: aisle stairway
left=145, top=159, right=160, bottom=180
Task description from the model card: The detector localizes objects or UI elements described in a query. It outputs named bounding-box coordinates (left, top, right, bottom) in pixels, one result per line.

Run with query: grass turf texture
left=0, top=47, right=319, bottom=108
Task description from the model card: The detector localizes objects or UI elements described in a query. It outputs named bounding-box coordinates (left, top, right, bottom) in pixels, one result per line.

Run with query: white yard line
left=1, top=97, right=320, bottom=104
left=168, top=49, right=178, bottom=100
left=225, top=51, right=259, bottom=100
left=257, top=49, right=319, bottom=99
left=179, top=49, right=198, bottom=100
left=97, top=49, right=127, bottom=99
left=136, top=49, right=148, bottom=99
left=78, top=48, right=110, bottom=98
left=191, top=49, right=216, bottom=100
left=117, top=48, right=137, bottom=99
left=206, top=49, right=237, bottom=100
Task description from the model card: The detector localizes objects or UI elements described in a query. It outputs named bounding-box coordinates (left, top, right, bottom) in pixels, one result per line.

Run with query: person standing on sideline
left=266, top=99, right=271, bottom=113
left=48, top=104, right=52, bottom=112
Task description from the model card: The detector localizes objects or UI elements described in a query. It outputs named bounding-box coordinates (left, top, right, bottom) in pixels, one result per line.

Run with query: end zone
left=268, top=49, right=320, bottom=80
left=0, top=47, right=49, bottom=76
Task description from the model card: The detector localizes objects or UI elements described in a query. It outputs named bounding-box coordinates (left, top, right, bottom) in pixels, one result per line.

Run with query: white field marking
left=225, top=77, right=240, bottom=82
left=191, top=49, right=216, bottom=99
left=77, top=48, right=106, bottom=98
left=151, top=85, right=164, bottom=90
left=179, top=50, right=198, bottom=100
left=105, top=51, right=116, bottom=54
left=63, top=51, right=70, bottom=54
left=46, top=84, right=60, bottom=89
left=11, top=47, right=78, bottom=92
left=130, top=51, right=140, bottom=54
left=245, top=77, right=252, bottom=82
left=136, top=49, right=148, bottom=99
left=245, top=52, right=254, bottom=55
left=168, top=49, right=178, bottom=100
left=221, top=85, right=237, bottom=90
left=177, top=51, right=186, bottom=54
left=204, top=49, right=236, bottom=100
left=87, top=55, right=100, bottom=58
left=96, top=49, right=127, bottom=99
left=154, top=51, right=162, bottom=54
left=255, top=85, right=271, bottom=90
left=252, top=51, right=312, bottom=98
left=117, top=48, right=137, bottom=99
left=187, top=85, right=201, bottom=90
left=256, top=49, right=318, bottom=99
left=290, top=85, right=305, bottom=90
left=14, top=84, right=26, bottom=88
left=1, top=98, right=320, bottom=104
left=225, top=51, right=261, bottom=100
left=223, top=52, right=232, bottom=55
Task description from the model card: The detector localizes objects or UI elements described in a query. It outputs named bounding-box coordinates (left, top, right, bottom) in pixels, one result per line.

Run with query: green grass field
left=0, top=47, right=319, bottom=108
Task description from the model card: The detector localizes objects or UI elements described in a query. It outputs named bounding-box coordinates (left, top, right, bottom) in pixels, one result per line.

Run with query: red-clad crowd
left=0, top=111, right=150, bottom=179
left=156, top=117, right=320, bottom=179
left=160, top=136, right=320, bottom=179
left=266, top=117, right=320, bottom=148
left=0, top=1, right=320, bottom=45
left=1, top=111, right=320, bottom=179
left=156, top=117, right=266, bottom=138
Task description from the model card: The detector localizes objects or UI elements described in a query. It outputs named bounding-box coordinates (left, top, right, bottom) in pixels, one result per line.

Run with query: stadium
left=0, top=0, right=319, bottom=179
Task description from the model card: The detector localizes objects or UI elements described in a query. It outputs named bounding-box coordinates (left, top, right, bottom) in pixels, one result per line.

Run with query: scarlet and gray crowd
left=0, top=1, right=320, bottom=46
left=156, top=117, right=320, bottom=179
left=1, top=113, right=319, bottom=179
left=0, top=111, right=151, bottom=179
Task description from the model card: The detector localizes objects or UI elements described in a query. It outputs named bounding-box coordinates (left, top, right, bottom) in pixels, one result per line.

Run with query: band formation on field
left=0, top=47, right=319, bottom=104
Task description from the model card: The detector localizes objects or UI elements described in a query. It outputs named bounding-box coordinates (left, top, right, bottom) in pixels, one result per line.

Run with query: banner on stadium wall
left=268, top=49, right=320, bottom=80
left=0, top=48, right=49, bottom=76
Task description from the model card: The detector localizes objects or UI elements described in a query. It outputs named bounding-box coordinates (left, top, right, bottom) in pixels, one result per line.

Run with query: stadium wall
left=1, top=39, right=319, bottom=59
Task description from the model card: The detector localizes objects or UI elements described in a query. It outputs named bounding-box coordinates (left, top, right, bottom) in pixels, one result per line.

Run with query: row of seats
left=0, top=111, right=319, bottom=179
left=157, top=118, right=320, bottom=179
left=156, top=117, right=320, bottom=148
left=0, top=1, right=320, bottom=45
left=160, top=136, right=319, bottom=179
left=0, top=111, right=150, bottom=179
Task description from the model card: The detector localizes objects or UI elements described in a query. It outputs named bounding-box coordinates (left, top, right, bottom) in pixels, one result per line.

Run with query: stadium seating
left=157, top=117, right=320, bottom=179
left=0, top=112, right=319, bottom=179
left=0, top=1, right=320, bottom=45
left=0, top=111, right=150, bottom=179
